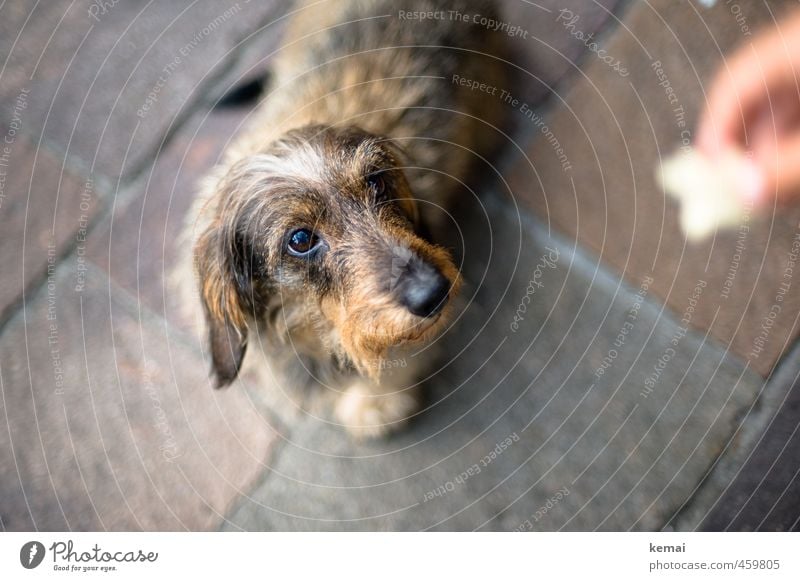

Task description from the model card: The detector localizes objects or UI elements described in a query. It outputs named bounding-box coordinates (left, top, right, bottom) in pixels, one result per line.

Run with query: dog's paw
left=335, top=382, right=419, bottom=439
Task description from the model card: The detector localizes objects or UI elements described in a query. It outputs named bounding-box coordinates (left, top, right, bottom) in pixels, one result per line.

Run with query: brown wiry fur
left=182, top=0, right=508, bottom=438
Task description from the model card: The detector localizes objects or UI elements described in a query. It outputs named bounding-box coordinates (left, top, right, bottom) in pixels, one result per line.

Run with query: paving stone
left=221, top=190, right=763, bottom=531
left=0, top=264, right=281, bottom=531
left=0, top=130, right=99, bottom=323
left=505, top=0, right=800, bottom=377
left=701, top=381, right=800, bottom=531
left=0, top=0, right=287, bottom=183
left=84, top=106, right=254, bottom=329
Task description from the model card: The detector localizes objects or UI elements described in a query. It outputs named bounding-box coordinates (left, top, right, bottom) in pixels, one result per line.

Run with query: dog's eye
left=367, top=173, right=388, bottom=203
left=287, top=228, right=320, bottom=256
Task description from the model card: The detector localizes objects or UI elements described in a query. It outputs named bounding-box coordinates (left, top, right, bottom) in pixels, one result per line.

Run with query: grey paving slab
left=221, top=188, right=763, bottom=531
left=0, top=0, right=287, bottom=183
left=675, top=342, right=800, bottom=531
left=0, top=263, right=281, bottom=531
left=702, top=372, right=800, bottom=531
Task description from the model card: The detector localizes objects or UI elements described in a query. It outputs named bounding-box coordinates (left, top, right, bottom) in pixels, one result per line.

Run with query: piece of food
left=658, top=148, right=751, bottom=241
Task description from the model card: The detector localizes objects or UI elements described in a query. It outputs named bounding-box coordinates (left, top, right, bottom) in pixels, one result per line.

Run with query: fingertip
left=738, top=155, right=766, bottom=204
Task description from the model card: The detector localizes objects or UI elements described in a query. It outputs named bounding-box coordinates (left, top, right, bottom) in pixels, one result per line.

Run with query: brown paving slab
left=0, top=0, right=286, bottom=182
left=84, top=107, right=254, bottom=330
left=0, top=263, right=281, bottom=531
left=506, top=0, right=800, bottom=376
left=0, top=130, right=99, bottom=323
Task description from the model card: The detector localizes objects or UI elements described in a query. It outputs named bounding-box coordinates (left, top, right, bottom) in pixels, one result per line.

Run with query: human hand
left=696, top=10, right=800, bottom=204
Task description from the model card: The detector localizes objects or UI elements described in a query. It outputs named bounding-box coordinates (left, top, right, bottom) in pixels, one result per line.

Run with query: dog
left=184, top=0, right=508, bottom=438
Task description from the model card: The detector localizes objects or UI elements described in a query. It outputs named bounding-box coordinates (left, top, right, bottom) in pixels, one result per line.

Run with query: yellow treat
left=658, top=148, right=751, bottom=241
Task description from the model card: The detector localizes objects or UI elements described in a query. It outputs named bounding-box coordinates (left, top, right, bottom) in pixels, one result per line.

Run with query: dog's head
left=194, top=125, right=459, bottom=387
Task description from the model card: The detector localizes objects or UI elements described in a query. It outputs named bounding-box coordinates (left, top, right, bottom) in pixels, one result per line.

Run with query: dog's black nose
left=396, top=261, right=450, bottom=318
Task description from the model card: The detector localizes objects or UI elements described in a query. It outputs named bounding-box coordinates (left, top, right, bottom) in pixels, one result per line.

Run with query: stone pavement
left=1, top=0, right=799, bottom=531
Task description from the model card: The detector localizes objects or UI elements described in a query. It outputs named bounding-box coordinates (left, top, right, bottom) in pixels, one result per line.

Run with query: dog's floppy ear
left=194, top=222, right=253, bottom=388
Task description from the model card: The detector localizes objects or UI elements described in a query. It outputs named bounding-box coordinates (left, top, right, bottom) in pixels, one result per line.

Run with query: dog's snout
left=396, top=260, right=450, bottom=318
